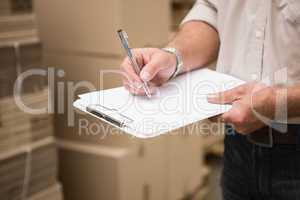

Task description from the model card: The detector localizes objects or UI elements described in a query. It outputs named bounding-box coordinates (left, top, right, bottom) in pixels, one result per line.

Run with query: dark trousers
left=222, top=127, right=300, bottom=200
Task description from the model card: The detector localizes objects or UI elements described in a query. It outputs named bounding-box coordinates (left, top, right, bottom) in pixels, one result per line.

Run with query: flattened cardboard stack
left=0, top=89, right=53, bottom=153
left=0, top=0, right=33, bottom=16
left=0, top=0, right=11, bottom=16
left=0, top=14, right=40, bottom=97
left=0, top=14, right=36, bottom=34
left=0, top=89, right=63, bottom=200
left=0, top=14, right=63, bottom=198
left=0, top=138, right=58, bottom=200
left=0, top=14, right=38, bottom=44
left=29, top=184, right=63, bottom=200
left=19, top=42, right=46, bottom=94
left=0, top=46, right=16, bottom=98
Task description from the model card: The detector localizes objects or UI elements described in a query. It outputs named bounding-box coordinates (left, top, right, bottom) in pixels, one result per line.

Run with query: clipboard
left=73, top=68, right=244, bottom=138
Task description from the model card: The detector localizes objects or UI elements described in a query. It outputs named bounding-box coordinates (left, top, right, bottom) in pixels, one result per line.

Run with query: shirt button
left=255, top=30, right=263, bottom=39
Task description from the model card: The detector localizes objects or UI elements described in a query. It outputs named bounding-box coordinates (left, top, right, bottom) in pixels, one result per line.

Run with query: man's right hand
left=120, top=48, right=177, bottom=96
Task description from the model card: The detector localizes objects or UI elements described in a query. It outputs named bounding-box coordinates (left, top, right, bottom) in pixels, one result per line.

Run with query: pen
left=117, top=29, right=152, bottom=98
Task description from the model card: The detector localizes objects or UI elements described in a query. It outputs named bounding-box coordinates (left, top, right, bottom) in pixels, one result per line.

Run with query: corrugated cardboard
left=43, top=53, right=136, bottom=146
left=165, top=131, right=208, bottom=200
left=28, top=183, right=64, bottom=200
left=34, top=0, right=171, bottom=56
left=0, top=46, right=16, bottom=97
left=0, top=14, right=36, bottom=34
left=0, top=89, right=54, bottom=154
left=58, top=138, right=167, bottom=200
left=20, top=42, right=47, bottom=93
left=0, top=41, right=43, bottom=97
left=57, top=133, right=211, bottom=200
left=0, top=0, right=11, bottom=16
left=0, top=137, right=59, bottom=200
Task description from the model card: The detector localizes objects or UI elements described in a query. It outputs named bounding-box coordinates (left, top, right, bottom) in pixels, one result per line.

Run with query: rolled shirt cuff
left=181, top=2, right=218, bottom=31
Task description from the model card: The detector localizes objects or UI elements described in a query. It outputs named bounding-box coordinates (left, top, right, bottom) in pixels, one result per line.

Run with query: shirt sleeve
left=181, top=0, right=218, bottom=30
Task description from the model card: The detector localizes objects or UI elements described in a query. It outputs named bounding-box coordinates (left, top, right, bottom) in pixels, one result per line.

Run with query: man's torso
left=215, top=0, right=300, bottom=85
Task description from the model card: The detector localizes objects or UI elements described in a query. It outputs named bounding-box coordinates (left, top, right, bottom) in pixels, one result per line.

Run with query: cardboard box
left=43, top=53, right=138, bottom=146
left=20, top=42, right=47, bottom=93
left=28, top=183, right=64, bottom=200
left=0, top=46, right=16, bottom=97
left=0, top=0, right=12, bottom=16
left=0, top=41, right=43, bottom=97
left=34, top=0, right=171, bottom=56
left=57, top=138, right=167, bottom=200
left=0, top=14, right=36, bottom=34
left=57, top=132, right=211, bottom=200
left=44, top=53, right=123, bottom=91
left=0, top=89, right=55, bottom=154
left=164, top=131, right=209, bottom=200
left=0, top=137, right=59, bottom=200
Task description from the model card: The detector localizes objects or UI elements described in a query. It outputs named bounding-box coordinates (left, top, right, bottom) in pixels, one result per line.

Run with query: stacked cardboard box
left=34, top=0, right=172, bottom=148
left=0, top=46, right=16, bottom=98
left=0, top=89, right=64, bottom=200
left=34, top=0, right=172, bottom=144
left=0, top=137, right=62, bottom=200
left=0, top=3, right=64, bottom=200
left=0, top=0, right=11, bottom=16
left=0, top=14, right=38, bottom=45
left=165, top=133, right=210, bottom=200
left=34, top=1, right=225, bottom=200
left=58, top=138, right=167, bottom=200
left=29, top=184, right=63, bottom=200
left=0, top=89, right=53, bottom=153
left=0, top=43, right=43, bottom=98
left=34, top=0, right=171, bottom=56
left=57, top=123, right=215, bottom=200
left=0, top=14, right=36, bottom=34
left=0, top=13, right=40, bottom=97
left=19, top=42, right=46, bottom=93
left=0, top=0, right=33, bottom=16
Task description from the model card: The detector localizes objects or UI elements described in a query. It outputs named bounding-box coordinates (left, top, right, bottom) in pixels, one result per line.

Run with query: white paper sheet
left=74, top=68, right=244, bottom=138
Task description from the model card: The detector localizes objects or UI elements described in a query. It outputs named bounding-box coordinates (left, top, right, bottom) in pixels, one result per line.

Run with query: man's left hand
left=207, top=82, right=276, bottom=135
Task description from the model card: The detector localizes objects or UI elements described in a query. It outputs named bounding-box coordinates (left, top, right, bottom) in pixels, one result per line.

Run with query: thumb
left=140, top=57, right=162, bottom=82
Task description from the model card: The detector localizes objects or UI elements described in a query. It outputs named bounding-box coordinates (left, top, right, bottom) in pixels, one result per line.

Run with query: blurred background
left=0, top=0, right=224, bottom=200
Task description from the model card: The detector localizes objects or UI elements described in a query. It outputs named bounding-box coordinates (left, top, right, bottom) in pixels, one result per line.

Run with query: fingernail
left=134, top=82, right=143, bottom=89
left=129, top=82, right=142, bottom=89
left=141, top=71, right=151, bottom=81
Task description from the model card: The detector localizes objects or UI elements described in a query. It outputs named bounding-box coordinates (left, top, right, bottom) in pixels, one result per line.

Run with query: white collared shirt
left=182, top=0, right=300, bottom=86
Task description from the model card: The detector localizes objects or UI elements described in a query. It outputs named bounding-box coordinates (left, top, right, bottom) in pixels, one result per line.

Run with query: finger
left=127, top=82, right=158, bottom=96
left=120, top=57, right=143, bottom=84
left=220, top=108, right=236, bottom=124
left=128, top=86, right=157, bottom=96
left=207, top=84, right=247, bottom=104
left=140, top=55, right=164, bottom=82
left=221, top=112, right=231, bottom=123
left=207, top=92, right=236, bottom=105
left=124, top=84, right=131, bottom=92
left=122, top=77, right=143, bottom=90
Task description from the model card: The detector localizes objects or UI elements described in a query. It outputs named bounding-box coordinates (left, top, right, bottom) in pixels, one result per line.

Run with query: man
left=121, top=1, right=300, bottom=199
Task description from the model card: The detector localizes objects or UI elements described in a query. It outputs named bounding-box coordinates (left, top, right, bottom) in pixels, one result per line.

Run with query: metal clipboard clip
left=86, top=104, right=134, bottom=128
